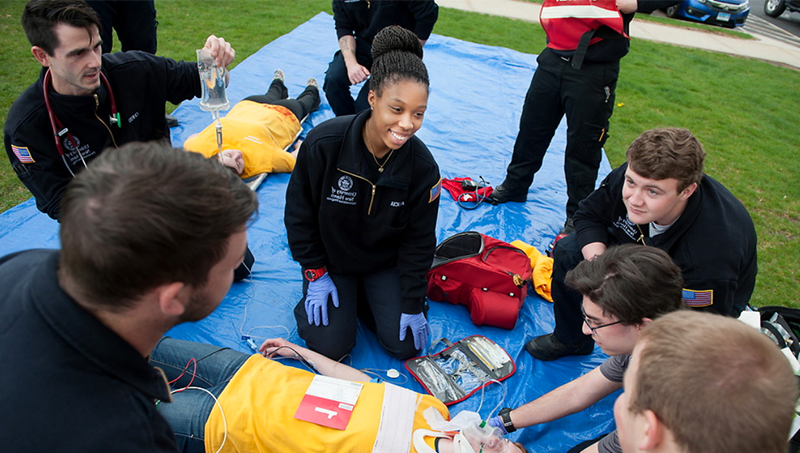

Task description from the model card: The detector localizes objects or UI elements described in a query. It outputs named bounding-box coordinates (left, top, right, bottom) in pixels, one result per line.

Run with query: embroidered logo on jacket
left=62, top=134, right=82, bottom=153
left=612, top=215, right=639, bottom=241
left=338, top=176, right=353, bottom=191
left=61, top=135, right=95, bottom=166
left=326, top=176, right=357, bottom=206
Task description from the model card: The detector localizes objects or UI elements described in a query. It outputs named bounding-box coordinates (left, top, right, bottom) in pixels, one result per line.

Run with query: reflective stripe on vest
left=540, top=0, right=626, bottom=52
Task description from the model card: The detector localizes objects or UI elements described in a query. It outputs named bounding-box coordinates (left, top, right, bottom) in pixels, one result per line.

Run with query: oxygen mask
left=458, top=421, right=513, bottom=453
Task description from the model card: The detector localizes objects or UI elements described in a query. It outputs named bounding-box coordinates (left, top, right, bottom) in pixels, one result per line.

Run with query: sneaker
left=273, top=69, right=285, bottom=83
left=307, top=77, right=318, bottom=88
left=486, top=183, right=527, bottom=205
left=525, top=333, right=594, bottom=361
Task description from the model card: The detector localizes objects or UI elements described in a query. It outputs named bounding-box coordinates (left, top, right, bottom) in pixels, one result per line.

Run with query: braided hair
left=370, top=25, right=430, bottom=96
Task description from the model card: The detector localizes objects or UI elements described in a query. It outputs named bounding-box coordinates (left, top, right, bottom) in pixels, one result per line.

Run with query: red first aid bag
left=426, top=232, right=532, bottom=329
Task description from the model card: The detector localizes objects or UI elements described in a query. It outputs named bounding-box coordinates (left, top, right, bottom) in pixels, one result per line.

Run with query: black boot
left=525, top=333, right=594, bottom=361
left=487, top=183, right=527, bottom=204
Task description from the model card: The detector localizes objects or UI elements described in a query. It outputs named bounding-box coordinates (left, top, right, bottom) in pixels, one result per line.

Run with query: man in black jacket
left=489, top=0, right=682, bottom=237
left=0, top=142, right=258, bottom=453
left=526, top=128, right=758, bottom=361
left=324, top=0, right=438, bottom=116
left=4, top=0, right=235, bottom=221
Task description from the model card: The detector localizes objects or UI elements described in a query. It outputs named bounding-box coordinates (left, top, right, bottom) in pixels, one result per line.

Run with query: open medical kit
left=405, top=335, right=515, bottom=405
left=427, top=231, right=532, bottom=329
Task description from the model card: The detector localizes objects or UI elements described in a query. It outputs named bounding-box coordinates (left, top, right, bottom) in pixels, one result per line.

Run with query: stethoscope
left=43, top=68, right=121, bottom=176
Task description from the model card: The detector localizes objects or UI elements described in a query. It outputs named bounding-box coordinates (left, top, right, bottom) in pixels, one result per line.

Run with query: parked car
left=764, top=0, right=800, bottom=17
left=664, top=0, right=750, bottom=28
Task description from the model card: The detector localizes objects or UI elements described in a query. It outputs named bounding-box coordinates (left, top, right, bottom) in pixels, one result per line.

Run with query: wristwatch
left=498, top=407, right=516, bottom=433
left=304, top=267, right=327, bottom=282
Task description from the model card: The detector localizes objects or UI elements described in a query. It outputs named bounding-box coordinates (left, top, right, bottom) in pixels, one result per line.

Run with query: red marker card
left=294, top=375, right=363, bottom=430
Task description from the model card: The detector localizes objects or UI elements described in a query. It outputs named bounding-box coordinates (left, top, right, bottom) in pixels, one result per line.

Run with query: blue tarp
left=0, top=12, right=616, bottom=452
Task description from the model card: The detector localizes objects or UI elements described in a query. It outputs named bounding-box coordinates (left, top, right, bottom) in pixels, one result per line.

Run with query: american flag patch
left=11, top=145, right=35, bottom=164
left=682, top=289, right=713, bottom=307
left=429, top=177, right=442, bottom=203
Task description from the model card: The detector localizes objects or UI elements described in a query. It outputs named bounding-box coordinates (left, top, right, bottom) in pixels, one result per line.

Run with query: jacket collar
left=648, top=175, right=705, bottom=248
left=32, top=251, right=172, bottom=402
left=336, top=109, right=415, bottom=188
left=38, top=65, right=111, bottom=114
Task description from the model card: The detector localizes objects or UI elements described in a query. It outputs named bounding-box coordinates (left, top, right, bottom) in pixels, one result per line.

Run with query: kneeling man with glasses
left=488, top=244, right=687, bottom=453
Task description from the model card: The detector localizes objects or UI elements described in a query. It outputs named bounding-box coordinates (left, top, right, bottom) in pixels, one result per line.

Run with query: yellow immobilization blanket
left=510, top=240, right=554, bottom=302
left=184, top=100, right=300, bottom=178
left=204, top=355, right=449, bottom=453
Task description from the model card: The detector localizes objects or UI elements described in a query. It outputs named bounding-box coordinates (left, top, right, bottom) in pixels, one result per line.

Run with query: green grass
left=1, top=1, right=798, bottom=308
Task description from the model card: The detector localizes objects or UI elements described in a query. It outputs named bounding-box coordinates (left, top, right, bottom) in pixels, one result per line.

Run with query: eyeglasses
left=581, top=306, right=623, bottom=334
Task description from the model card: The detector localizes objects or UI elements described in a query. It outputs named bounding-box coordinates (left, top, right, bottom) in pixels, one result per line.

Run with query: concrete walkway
left=437, top=0, right=800, bottom=70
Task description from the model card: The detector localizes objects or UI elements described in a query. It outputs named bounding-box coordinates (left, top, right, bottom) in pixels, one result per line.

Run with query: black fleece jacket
left=285, top=110, right=441, bottom=313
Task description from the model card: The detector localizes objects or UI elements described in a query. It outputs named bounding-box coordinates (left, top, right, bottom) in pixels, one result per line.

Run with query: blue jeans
left=151, top=338, right=251, bottom=453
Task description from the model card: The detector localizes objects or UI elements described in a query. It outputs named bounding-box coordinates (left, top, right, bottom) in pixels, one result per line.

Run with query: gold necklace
left=365, top=124, right=395, bottom=173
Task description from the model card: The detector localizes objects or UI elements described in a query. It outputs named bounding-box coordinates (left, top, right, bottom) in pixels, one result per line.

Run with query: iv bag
left=197, top=48, right=229, bottom=112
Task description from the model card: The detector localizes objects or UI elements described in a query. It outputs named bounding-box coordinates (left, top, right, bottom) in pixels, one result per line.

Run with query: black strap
left=571, top=29, right=596, bottom=70
left=571, top=25, right=627, bottom=70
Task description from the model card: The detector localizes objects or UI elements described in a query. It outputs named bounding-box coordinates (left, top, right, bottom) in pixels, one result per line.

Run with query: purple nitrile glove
left=305, top=273, right=339, bottom=326
left=399, top=312, right=430, bottom=351
left=488, top=415, right=508, bottom=435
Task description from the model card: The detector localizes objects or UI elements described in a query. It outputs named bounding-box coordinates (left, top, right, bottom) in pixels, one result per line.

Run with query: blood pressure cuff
left=441, top=177, right=493, bottom=203
left=405, top=336, right=515, bottom=406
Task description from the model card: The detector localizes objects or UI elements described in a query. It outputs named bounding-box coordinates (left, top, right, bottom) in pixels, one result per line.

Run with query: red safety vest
left=540, top=0, right=628, bottom=68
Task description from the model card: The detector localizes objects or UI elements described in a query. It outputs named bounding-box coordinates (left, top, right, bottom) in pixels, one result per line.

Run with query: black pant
left=566, top=433, right=609, bottom=453
left=322, top=51, right=371, bottom=116
left=504, top=48, right=619, bottom=219
left=551, top=233, right=593, bottom=345
left=243, top=78, right=320, bottom=122
left=294, top=268, right=423, bottom=361
left=86, top=0, right=157, bottom=53
left=233, top=245, right=255, bottom=282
